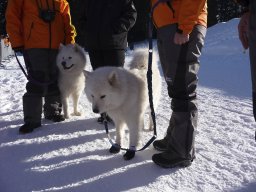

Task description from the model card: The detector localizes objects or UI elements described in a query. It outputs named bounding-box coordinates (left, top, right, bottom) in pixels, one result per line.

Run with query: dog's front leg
left=124, top=114, right=144, bottom=160
left=71, top=93, right=81, bottom=116
left=115, top=121, right=125, bottom=146
left=109, top=121, right=124, bottom=154
left=62, top=97, right=69, bottom=119
left=127, top=114, right=143, bottom=149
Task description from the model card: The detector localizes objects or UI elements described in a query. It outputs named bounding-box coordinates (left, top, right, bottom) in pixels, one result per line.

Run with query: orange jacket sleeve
left=5, top=0, right=24, bottom=48
left=178, top=0, right=207, bottom=35
left=61, top=1, right=76, bottom=44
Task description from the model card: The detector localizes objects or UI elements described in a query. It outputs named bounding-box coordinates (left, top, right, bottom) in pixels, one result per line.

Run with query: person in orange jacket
left=6, top=0, right=76, bottom=134
left=151, top=0, right=207, bottom=168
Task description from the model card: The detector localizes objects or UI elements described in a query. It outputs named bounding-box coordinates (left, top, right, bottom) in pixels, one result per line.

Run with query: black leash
left=102, top=1, right=172, bottom=152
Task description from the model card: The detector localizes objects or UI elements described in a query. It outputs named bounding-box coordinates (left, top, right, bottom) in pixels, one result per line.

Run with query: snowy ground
left=0, top=19, right=256, bottom=192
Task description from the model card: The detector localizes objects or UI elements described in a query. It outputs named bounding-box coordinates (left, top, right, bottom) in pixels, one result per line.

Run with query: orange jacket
left=151, top=0, right=207, bottom=35
left=6, top=0, right=76, bottom=49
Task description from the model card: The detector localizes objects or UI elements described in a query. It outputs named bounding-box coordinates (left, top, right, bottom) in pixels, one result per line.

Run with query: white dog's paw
left=149, top=126, right=154, bottom=131
left=71, top=111, right=81, bottom=116
left=64, top=114, right=70, bottom=119
left=109, top=144, right=121, bottom=154
left=123, top=149, right=135, bottom=160
left=143, top=127, right=153, bottom=132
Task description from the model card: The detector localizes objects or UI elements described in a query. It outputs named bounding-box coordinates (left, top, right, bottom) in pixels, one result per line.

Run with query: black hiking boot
left=19, top=123, right=41, bottom=134
left=45, top=114, right=65, bottom=122
left=152, top=152, right=194, bottom=168
left=153, top=137, right=169, bottom=151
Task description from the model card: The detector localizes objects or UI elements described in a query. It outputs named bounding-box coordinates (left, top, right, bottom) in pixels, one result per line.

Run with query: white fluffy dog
left=56, top=43, right=86, bottom=119
left=84, top=49, right=161, bottom=160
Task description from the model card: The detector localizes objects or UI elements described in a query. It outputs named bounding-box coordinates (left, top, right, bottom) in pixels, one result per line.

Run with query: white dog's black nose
left=93, top=108, right=99, bottom=113
left=61, top=61, right=74, bottom=70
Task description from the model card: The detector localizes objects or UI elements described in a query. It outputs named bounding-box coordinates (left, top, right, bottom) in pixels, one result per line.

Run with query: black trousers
left=88, top=49, right=125, bottom=70
left=22, top=49, right=62, bottom=124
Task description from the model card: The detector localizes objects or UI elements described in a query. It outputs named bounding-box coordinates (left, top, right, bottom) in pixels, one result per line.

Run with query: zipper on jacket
left=27, top=22, right=34, bottom=41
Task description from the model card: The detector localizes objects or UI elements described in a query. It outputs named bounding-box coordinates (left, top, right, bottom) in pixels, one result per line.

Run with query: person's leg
left=88, top=49, right=125, bottom=69
left=102, top=49, right=125, bottom=67
left=88, top=50, right=104, bottom=70
left=153, top=24, right=181, bottom=151
left=43, top=49, right=64, bottom=122
left=152, top=24, right=206, bottom=168
left=20, top=49, right=47, bottom=133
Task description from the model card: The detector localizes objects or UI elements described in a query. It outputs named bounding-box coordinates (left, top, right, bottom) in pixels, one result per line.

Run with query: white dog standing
left=84, top=49, right=161, bottom=160
left=56, top=43, right=86, bottom=119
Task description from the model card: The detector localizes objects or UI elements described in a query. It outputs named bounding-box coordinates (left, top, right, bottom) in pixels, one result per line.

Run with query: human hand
left=238, top=12, right=250, bottom=50
left=174, top=32, right=190, bottom=45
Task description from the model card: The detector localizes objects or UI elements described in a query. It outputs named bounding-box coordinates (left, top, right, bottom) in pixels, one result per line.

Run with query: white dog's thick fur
left=84, top=49, right=161, bottom=159
left=56, top=43, right=86, bottom=119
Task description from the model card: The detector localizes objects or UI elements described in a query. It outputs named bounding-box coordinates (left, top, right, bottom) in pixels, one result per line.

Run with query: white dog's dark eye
left=68, top=56, right=72, bottom=59
left=91, top=95, right=94, bottom=98
left=100, top=95, right=106, bottom=99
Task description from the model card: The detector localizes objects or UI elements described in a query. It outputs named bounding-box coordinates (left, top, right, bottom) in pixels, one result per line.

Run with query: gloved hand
left=12, top=46, right=24, bottom=54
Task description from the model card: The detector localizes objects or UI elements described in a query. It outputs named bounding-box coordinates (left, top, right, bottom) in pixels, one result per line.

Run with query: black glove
left=12, top=46, right=24, bottom=54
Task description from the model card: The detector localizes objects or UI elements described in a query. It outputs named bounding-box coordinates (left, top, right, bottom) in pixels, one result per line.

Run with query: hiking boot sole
left=153, top=159, right=192, bottom=168
left=152, top=153, right=194, bottom=169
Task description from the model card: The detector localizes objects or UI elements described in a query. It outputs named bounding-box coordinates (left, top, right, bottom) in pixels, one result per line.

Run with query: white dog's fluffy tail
left=129, top=49, right=149, bottom=70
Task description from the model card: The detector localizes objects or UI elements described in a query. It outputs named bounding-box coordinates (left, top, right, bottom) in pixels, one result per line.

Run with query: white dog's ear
left=59, top=43, right=65, bottom=50
left=74, top=43, right=79, bottom=52
left=74, top=43, right=82, bottom=53
left=108, top=71, right=118, bottom=86
left=83, top=70, right=91, bottom=78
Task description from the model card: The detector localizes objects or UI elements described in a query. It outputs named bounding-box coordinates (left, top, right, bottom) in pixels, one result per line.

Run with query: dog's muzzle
left=61, top=61, right=74, bottom=70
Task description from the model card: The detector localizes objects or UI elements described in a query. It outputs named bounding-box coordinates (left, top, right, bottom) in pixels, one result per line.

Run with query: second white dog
left=56, top=43, right=86, bottom=119
left=84, top=49, right=162, bottom=160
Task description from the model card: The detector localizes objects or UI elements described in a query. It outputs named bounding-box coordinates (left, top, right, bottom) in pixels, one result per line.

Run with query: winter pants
left=22, top=49, right=62, bottom=124
left=88, top=49, right=125, bottom=70
left=157, top=24, right=206, bottom=160
left=248, top=1, right=256, bottom=121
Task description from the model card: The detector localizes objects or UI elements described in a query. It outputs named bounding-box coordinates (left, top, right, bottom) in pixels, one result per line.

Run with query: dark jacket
left=77, top=0, right=137, bottom=50
left=234, top=0, right=249, bottom=7
left=0, top=0, right=7, bottom=36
